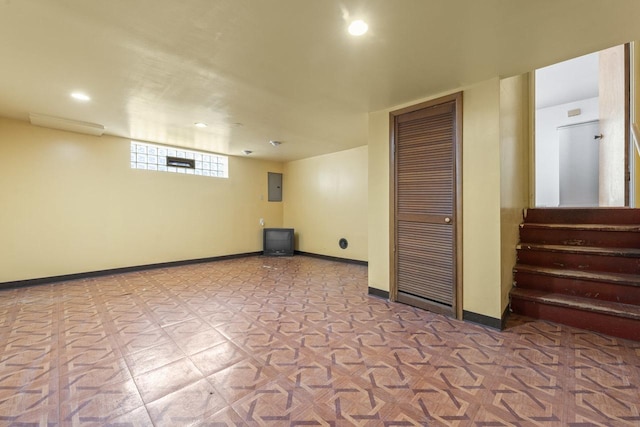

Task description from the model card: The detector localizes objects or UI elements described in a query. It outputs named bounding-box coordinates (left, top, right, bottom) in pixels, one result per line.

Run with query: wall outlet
left=259, top=218, right=264, bottom=226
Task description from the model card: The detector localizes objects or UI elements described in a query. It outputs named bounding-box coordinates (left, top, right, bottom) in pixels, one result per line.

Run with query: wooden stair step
left=520, top=223, right=640, bottom=232
left=510, top=288, right=640, bottom=320
left=512, top=208, right=640, bottom=340
left=524, top=208, right=640, bottom=224
left=517, top=243, right=640, bottom=257
left=513, top=264, right=640, bottom=287
left=518, top=224, right=640, bottom=248
left=514, top=267, right=640, bottom=305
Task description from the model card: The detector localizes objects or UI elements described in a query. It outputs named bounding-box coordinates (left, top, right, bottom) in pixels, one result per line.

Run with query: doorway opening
left=534, top=44, right=632, bottom=207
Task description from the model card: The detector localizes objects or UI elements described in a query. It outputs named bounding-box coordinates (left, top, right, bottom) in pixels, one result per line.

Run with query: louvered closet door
left=394, top=98, right=458, bottom=316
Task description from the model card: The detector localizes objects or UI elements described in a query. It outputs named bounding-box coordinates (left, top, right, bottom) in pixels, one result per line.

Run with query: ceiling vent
left=29, top=113, right=105, bottom=136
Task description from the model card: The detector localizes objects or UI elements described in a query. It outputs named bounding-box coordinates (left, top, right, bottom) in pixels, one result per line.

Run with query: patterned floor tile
left=146, top=378, right=227, bottom=426
left=124, top=339, right=186, bottom=377
left=232, top=378, right=314, bottom=424
left=59, top=378, right=144, bottom=425
left=133, top=357, right=204, bottom=404
left=189, top=341, right=251, bottom=377
left=208, top=358, right=281, bottom=405
left=197, top=406, right=246, bottom=426
left=173, top=328, right=229, bottom=356
left=0, top=376, right=59, bottom=426
left=60, top=357, right=133, bottom=400
left=1, top=255, right=639, bottom=426
left=102, top=405, right=154, bottom=427
left=324, top=382, right=386, bottom=424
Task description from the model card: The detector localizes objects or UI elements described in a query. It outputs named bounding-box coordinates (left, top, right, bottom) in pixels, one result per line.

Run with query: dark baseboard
left=501, top=306, right=510, bottom=330
left=368, top=287, right=389, bottom=299
left=463, top=307, right=509, bottom=330
left=294, top=251, right=368, bottom=266
left=0, top=252, right=262, bottom=290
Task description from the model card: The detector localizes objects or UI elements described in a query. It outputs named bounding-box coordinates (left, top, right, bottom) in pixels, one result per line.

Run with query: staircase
left=509, top=208, right=640, bottom=341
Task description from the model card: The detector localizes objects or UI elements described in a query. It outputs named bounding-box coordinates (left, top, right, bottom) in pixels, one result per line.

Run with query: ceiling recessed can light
left=71, top=92, right=91, bottom=101
left=269, top=140, right=281, bottom=147
left=348, top=20, right=368, bottom=36
left=242, top=150, right=253, bottom=155
left=194, top=122, right=207, bottom=128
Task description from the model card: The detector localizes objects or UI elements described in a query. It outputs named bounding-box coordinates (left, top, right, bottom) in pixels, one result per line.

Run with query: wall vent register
left=130, top=141, right=228, bottom=178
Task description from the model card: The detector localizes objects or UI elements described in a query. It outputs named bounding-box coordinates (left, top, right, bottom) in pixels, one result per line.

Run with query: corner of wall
left=499, top=74, right=531, bottom=315
left=282, top=146, right=369, bottom=262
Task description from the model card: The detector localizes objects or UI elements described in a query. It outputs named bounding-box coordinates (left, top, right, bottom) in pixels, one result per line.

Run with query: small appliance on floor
left=263, top=228, right=294, bottom=256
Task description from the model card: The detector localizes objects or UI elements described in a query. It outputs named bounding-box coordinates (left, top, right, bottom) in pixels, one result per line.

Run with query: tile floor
left=0, top=255, right=639, bottom=426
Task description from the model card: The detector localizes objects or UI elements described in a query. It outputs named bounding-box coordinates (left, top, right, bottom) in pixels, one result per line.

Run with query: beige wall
left=368, top=78, right=506, bottom=320
left=367, top=110, right=391, bottom=290
left=461, top=79, right=503, bottom=319
left=283, top=146, right=368, bottom=261
left=0, top=118, right=283, bottom=282
left=499, top=75, right=530, bottom=314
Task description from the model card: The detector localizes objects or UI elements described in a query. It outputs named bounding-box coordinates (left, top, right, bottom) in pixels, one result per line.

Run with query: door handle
left=444, top=217, right=451, bottom=223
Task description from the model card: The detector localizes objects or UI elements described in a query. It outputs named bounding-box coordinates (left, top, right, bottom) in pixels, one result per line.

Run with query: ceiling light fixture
left=348, top=20, right=368, bottom=36
left=194, top=122, right=207, bottom=128
left=71, top=92, right=91, bottom=101
left=269, top=140, right=281, bottom=147
left=242, top=150, right=253, bottom=155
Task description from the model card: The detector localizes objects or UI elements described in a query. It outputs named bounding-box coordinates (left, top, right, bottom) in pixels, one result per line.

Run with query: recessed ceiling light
left=269, top=140, right=281, bottom=147
left=71, top=92, right=91, bottom=101
left=348, top=20, right=368, bottom=36
left=242, top=150, right=253, bottom=155
left=194, top=122, right=207, bottom=128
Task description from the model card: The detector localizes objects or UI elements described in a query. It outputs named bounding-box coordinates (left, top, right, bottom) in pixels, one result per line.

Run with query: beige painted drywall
left=0, top=118, right=283, bottom=282
left=283, top=146, right=368, bottom=261
left=368, top=78, right=504, bottom=320
left=499, top=75, right=530, bottom=314
left=461, top=79, right=503, bottom=319
left=367, top=109, right=391, bottom=293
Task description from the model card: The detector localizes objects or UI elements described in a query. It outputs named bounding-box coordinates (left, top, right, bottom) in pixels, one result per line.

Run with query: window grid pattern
left=130, top=142, right=228, bottom=178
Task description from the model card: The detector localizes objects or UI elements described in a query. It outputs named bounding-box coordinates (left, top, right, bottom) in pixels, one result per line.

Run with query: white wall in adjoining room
left=535, top=97, right=599, bottom=206
left=534, top=52, right=600, bottom=207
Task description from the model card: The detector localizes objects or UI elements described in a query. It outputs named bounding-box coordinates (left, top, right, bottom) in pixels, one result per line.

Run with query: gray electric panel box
left=268, top=172, right=282, bottom=202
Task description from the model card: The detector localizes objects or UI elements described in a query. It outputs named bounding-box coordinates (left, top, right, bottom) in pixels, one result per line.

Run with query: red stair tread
left=517, top=243, right=640, bottom=257
left=513, top=264, right=640, bottom=286
left=521, top=223, right=640, bottom=232
left=510, top=288, right=640, bottom=320
left=523, top=208, right=640, bottom=224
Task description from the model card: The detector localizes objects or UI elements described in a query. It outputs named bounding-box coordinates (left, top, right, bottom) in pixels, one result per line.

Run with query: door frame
left=532, top=43, right=632, bottom=207
left=624, top=43, right=631, bottom=206
left=388, top=92, right=463, bottom=320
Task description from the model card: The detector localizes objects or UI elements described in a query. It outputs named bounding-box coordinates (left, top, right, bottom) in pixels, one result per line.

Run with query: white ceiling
left=1, top=0, right=639, bottom=161
left=535, top=52, right=599, bottom=109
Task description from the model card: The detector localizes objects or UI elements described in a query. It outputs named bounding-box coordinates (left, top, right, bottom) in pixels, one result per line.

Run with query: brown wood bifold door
left=390, top=93, right=462, bottom=317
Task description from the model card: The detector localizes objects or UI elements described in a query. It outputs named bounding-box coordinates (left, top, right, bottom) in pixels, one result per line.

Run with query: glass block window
left=130, top=141, right=228, bottom=178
